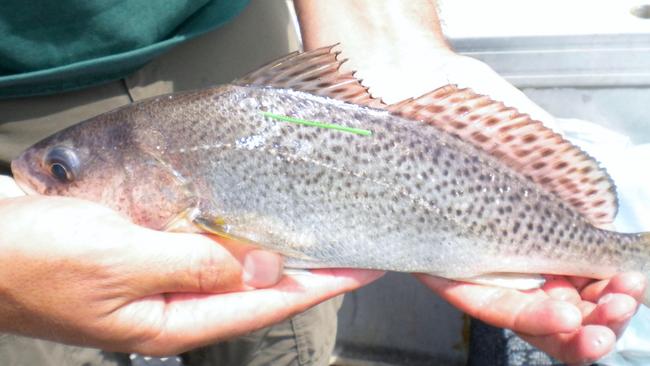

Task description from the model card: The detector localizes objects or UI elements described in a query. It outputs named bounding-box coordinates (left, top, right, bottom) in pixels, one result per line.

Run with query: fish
left=11, top=46, right=650, bottom=304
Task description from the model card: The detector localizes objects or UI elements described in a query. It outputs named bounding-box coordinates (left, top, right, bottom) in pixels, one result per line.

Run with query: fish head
left=11, top=111, right=198, bottom=230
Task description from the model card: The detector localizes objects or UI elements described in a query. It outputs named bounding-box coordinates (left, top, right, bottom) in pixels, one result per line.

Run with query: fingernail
left=598, top=293, right=614, bottom=305
left=242, top=250, right=283, bottom=288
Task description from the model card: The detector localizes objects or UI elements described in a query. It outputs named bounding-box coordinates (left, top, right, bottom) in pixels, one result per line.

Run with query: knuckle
left=190, top=244, right=242, bottom=293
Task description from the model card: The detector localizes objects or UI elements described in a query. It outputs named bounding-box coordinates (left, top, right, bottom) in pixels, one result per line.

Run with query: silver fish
left=11, top=46, right=650, bottom=304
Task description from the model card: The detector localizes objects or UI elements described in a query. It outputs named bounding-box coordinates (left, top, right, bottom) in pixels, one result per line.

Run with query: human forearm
left=294, top=0, right=456, bottom=102
left=294, top=0, right=449, bottom=52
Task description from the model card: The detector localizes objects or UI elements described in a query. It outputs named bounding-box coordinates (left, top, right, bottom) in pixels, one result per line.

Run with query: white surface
left=438, top=0, right=650, bottom=38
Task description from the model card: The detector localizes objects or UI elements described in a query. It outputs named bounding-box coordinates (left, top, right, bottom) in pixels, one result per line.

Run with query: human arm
left=0, top=177, right=382, bottom=355
left=294, top=1, right=645, bottom=363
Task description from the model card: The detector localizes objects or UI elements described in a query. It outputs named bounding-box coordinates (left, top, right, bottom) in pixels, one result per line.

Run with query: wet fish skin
left=11, top=84, right=648, bottom=286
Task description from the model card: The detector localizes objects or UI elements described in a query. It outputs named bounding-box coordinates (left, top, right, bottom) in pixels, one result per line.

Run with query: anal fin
left=451, top=273, right=546, bottom=290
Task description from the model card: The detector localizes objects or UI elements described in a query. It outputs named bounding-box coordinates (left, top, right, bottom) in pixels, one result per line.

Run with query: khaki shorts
left=0, top=1, right=343, bottom=365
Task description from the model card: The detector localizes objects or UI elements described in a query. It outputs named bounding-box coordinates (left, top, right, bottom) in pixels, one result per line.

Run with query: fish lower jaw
left=11, top=171, right=40, bottom=196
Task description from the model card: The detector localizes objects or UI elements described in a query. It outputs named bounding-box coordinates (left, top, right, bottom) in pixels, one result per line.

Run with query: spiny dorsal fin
left=234, top=45, right=382, bottom=107
left=388, top=85, right=618, bottom=225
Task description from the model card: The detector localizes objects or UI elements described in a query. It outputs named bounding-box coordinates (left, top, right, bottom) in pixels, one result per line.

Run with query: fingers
left=541, top=276, right=582, bottom=304
left=126, top=268, right=384, bottom=355
left=580, top=272, right=646, bottom=303
left=583, top=293, right=637, bottom=337
left=126, top=229, right=284, bottom=296
left=416, top=275, right=581, bottom=335
left=520, top=325, right=616, bottom=366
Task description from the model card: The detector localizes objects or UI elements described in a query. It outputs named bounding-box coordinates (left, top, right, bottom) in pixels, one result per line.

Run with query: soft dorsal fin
left=388, top=85, right=618, bottom=225
left=234, top=45, right=382, bottom=107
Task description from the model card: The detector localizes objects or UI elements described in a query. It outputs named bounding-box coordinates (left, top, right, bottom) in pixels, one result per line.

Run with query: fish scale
left=132, top=85, right=637, bottom=279
left=11, top=46, right=650, bottom=304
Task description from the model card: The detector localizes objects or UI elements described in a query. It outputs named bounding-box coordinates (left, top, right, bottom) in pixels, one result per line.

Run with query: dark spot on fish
left=472, top=132, right=489, bottom=143
left=451, top=121, right=467, bottom=129
left=513, top=222, right=520, bottom=234
left=502, top=135, right=515, bottom=143
left=539, top=148, right=554, bottom=157
left=531, top=161, right=546, bottom=170
left=426, top=105, right=445, bottom=113
left=456, top=106, right=470, bottom=114
left=555, top=161, right=569, bottom=170
left=485, top=118, right=499, bottom=126
left=537, top=225, right=544, bottom=233
left=593, top=200, right=606, bottom=207
left=522, top=134, right=538, bottom=143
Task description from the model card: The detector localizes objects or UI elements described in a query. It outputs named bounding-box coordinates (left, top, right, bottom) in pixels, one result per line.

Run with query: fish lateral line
left=260, top=111, right=372, bottom=136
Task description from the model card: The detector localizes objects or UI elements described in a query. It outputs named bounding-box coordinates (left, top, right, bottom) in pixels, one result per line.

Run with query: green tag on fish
left=261, top=111, right=372, bottom=136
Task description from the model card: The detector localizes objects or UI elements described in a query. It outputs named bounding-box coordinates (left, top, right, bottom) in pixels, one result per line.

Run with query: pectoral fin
left=190, top=214, right=321, bottom=263
left=453, top=273, right=546, bottom=290
left=163, top=207, right=203, bottom=233
left=192, top=215, right=244, bottom=242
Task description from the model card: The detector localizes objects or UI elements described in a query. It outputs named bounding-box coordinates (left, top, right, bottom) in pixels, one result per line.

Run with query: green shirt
left=0, top=0, right=249, bottom=99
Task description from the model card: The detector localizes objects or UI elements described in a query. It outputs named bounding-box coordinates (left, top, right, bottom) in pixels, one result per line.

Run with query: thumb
left=0, top=176, right=26, bottom=199
left=127, top=228, right=284, bottom=296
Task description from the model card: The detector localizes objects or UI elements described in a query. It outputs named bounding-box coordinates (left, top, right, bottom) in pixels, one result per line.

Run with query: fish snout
left=11, top=153, right=47, bottom=195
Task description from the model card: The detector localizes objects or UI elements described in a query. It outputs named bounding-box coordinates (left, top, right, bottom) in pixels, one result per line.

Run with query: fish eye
left=44, top=146, right=80, bottom=182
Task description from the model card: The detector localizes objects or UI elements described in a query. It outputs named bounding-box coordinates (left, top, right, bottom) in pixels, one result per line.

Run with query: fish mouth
left=10, top=158, right=44, bottom=196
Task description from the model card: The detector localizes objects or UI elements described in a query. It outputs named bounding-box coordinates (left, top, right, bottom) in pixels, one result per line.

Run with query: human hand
left=0, top=177, right=383, bottom=356
left=418, top=273, right=645, bottom=364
